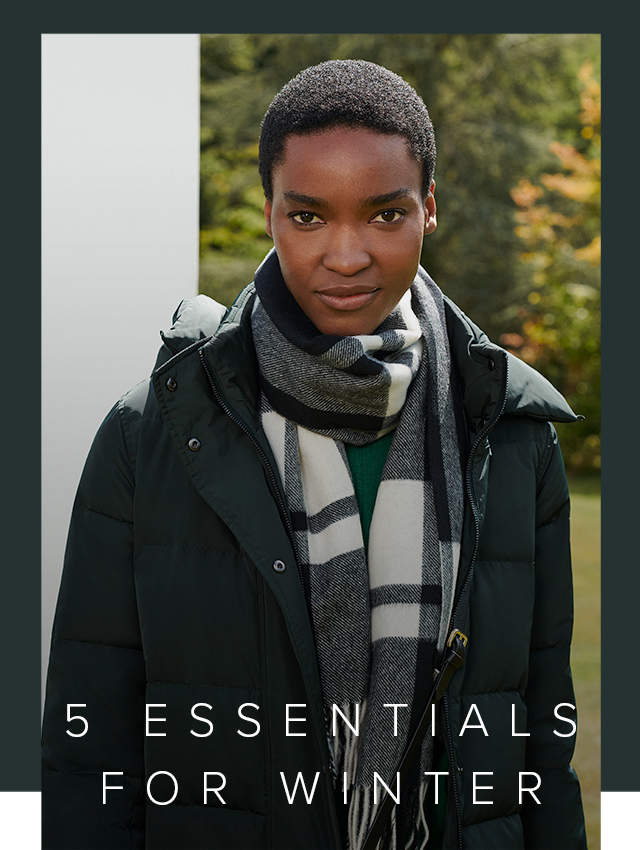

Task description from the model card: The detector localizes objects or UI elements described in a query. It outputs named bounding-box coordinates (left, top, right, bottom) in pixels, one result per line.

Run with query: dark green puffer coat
left=42, top=282, right=587, bottom=850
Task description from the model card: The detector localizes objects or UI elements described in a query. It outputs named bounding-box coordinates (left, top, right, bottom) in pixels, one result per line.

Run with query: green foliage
left=508, top=62, right=601, bottom=471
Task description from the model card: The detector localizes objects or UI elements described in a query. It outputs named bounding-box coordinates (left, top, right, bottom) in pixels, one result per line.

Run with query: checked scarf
left=251, top=251, right=465, bottom=850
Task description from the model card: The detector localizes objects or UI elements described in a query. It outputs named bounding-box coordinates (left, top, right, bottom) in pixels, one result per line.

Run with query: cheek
left=385, top=226, right=425, bottom=259
left=279, top=237, right=317, bottom=276
left=386, top=244, right=422, bottom=277
left=275, top=248, right=314, bottom=304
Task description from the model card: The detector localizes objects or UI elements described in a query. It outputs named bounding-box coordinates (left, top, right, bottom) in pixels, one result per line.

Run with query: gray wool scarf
left=251, top=252, right=465, bottom=850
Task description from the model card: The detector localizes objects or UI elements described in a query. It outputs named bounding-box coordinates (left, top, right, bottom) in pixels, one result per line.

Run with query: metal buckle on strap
left=447, top=628, right=468, bottom=648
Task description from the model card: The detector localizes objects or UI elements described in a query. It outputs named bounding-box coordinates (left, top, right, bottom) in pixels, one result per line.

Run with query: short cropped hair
left=259, top=59, right=436, bottom=201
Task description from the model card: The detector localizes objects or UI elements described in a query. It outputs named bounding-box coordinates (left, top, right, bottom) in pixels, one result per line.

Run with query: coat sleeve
left=42, top=400, right=146, bottom=849
left=520, top=424, right=587, bottom=849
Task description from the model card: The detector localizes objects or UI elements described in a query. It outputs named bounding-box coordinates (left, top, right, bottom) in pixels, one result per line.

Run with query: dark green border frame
left=5, top=6, right=627, bottom=796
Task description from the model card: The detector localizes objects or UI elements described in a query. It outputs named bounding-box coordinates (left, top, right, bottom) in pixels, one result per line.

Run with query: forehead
left=273, top=127, right=423, bottom=196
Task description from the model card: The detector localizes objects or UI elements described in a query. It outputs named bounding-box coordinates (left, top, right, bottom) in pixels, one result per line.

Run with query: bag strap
left=362, top=629, right=468, bottom=850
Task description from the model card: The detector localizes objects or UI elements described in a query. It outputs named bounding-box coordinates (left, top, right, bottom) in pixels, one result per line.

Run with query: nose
left=321, top=226, right=372, bottom=276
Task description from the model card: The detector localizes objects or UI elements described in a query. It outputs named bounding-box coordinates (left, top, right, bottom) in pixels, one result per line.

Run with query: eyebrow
left=282, top=188, right=414, bottom=209
left=360, top=188, right=414, bottom=208
left=283, top=191, right=329, bottom=207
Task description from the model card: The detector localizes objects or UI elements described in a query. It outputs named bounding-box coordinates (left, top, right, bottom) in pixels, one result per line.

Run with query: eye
left=290, top=211, right=323, bottom=225
left=371, top=209, right=405, bottom=224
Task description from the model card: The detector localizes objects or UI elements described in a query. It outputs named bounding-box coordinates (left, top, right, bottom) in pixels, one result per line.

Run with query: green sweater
left=344, top=431, right=393, bottom=549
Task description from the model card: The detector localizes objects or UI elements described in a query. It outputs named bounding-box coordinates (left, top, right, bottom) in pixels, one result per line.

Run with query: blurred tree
left=508, top=61, right=600, bottom=472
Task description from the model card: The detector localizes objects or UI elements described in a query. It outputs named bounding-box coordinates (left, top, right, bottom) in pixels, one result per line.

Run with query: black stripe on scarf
left=370, top=585, right=442, bottom=606
left=259, top=375, right=396, bottom=435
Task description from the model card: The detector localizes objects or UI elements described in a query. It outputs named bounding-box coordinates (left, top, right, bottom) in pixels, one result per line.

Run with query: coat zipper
left=443, top=351, right=509, bottom=850
left=198, top=348, right=343, bottom=847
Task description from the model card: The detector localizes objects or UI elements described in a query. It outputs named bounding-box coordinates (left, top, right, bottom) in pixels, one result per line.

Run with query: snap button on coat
left=188, top=438, right=201, bottom=451
left=272, top=559, right=286, bottom=573
left=166, top=377, right=178, bottom=391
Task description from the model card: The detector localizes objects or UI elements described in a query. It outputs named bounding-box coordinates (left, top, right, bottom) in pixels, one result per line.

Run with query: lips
left=316, top=285, right=379, bottom=311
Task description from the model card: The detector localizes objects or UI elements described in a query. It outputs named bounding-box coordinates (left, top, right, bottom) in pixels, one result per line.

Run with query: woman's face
left=264, top=126, right=436, bottom=336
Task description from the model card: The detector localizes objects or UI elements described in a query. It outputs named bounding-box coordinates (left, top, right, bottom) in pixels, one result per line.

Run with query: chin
left=315, top=316, right=378, bottom=337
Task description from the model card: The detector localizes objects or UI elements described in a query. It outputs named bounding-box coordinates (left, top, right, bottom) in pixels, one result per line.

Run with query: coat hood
left=154, top=294, right=228, bottom=369
left=442, top=295, right=578, bottom=428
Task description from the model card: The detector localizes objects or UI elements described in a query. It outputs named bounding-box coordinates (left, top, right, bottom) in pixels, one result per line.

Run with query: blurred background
left=198, top=33, right=601, bottom=848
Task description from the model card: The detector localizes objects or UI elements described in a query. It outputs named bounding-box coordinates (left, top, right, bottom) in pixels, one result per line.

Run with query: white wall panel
left=41, top=33, right=200, bottom=695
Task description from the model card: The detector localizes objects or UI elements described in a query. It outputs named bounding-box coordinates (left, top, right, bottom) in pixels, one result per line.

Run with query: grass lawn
left=568, top=475, right=600, bottom=849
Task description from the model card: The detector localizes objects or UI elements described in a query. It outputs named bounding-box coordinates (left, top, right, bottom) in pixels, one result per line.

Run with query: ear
left=423, top=180, right=437, bottom=235
left=264, top=200, right=273, bottom=238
